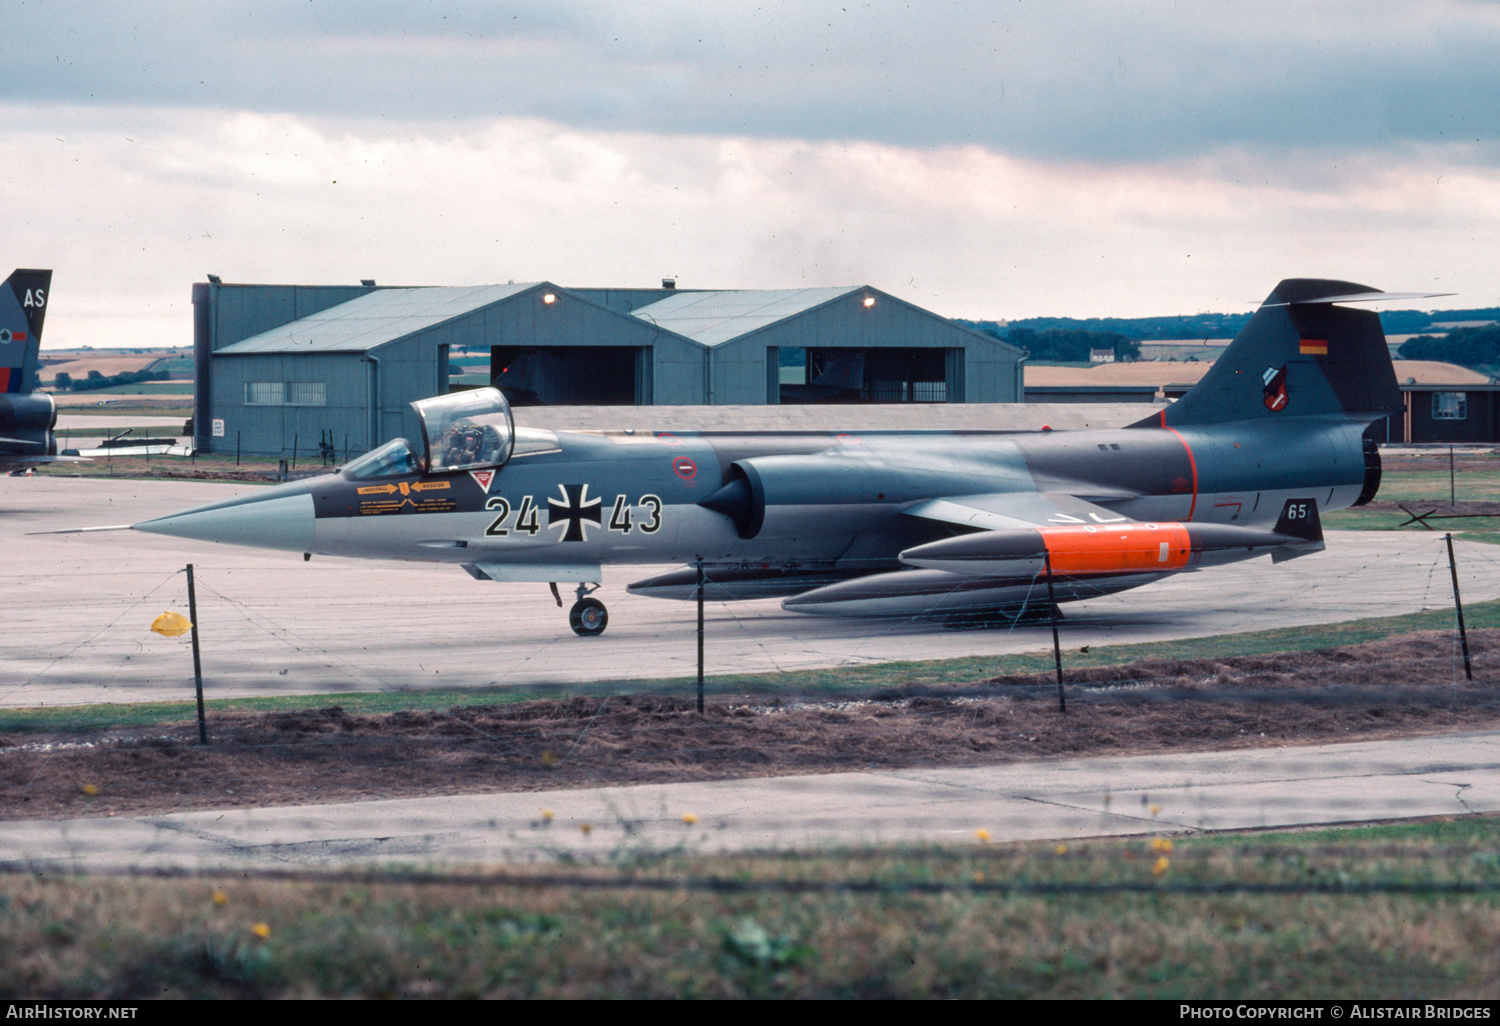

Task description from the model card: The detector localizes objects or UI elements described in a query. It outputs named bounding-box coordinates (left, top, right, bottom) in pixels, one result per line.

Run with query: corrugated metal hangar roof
left=630, top=286, right=861, bottom=346
left=216, top=282, right=540, bottom=354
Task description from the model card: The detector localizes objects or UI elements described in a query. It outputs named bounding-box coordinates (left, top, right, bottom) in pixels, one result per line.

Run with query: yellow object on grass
left=150, top=611, right=193, bottom=637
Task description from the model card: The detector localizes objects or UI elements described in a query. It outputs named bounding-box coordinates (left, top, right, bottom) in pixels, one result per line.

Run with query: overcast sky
left=5, top=0, right=1500, bottom=348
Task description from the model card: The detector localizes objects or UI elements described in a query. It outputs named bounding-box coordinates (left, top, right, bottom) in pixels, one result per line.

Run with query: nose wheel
left=569, top=597, right=608, bottom=636
left=561, top=582, right=608, bottom=636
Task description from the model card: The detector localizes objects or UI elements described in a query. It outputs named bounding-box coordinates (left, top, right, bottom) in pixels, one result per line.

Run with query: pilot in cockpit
left=436, top=424, right=484, bottom=468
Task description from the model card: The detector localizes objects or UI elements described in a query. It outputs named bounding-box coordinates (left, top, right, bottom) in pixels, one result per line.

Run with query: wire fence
left=5, top=533, right=1494, bottom=705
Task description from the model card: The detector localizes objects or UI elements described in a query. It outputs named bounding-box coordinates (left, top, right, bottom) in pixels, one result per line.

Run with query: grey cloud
left=5, top=1, right=1500, bottom=161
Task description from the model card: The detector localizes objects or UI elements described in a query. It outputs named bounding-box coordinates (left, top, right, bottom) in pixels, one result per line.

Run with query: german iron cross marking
left=547, top=483, right=602, bottom=542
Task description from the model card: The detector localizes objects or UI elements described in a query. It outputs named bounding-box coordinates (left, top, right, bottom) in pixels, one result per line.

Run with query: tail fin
left=0, top=269, right=51, bottom=394
left=1132, top=278, right=1406, bottom=428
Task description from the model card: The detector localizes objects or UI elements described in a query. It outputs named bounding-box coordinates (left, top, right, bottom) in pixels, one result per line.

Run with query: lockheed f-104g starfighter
left=130, top=278, right=1430, bottom=635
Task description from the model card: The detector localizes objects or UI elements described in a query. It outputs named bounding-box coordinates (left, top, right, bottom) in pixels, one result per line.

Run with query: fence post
left=1446, top=533, right=1474, bottom=681
left=696, top=560, right=705, bottom=715
left=185, top=564, right=208, bottom=744
left=1044, top=552, right=1066, bottom=713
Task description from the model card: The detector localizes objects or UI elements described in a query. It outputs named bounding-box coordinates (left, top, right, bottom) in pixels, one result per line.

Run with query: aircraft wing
left=902, top=490, right=1135, bottom=531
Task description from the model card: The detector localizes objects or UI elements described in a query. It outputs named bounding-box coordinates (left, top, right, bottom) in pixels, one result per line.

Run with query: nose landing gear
left=560, top=581, right=608, bottom=636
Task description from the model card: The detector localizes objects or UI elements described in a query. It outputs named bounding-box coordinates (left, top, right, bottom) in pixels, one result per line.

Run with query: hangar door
left=491, top=346, right=652, bottom=405
left=775, top=347, right=963, bottom=404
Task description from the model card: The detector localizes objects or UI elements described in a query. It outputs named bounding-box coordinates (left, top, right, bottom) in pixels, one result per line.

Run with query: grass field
left=1323, top=454, right=1500, bottom=542
left=49, top=382, right=194, bottom=396
left=50, top=402, right=194, bottom=418
left=1372, top=466, right=1500, bottom=504
left=4, top=817, right=1498, bottom=998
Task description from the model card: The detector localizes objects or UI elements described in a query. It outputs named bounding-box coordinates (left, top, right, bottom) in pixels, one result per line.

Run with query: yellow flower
left=681, top=813, right=699, bottom=825
left=539, top=808, right=554, bottom=823
left=1150, top=837, right=1174, bottom=853
left=81, top=784, right=98, bottom=796
left=1152, top=856, right=1170, bottom=876
left=251, top=922, right=271, bottom=939
left=212, top=891, right=228, bottom=906
left=1054, top=843, right=1067, bottom=856
left=973, top=871, right=986, bottom=884
left=1150, top=804, right=1161, bottom=817
left=974, top=828, right=991, bottom=843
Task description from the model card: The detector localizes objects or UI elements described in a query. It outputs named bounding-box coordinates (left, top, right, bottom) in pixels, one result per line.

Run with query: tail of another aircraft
left=1132, top=278, right=1409, bottom=429
left=1, top=268, right=51, bottom=393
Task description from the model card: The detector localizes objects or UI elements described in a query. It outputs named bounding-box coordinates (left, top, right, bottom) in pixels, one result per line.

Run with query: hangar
left=191, top=279, right=1024, bottom=457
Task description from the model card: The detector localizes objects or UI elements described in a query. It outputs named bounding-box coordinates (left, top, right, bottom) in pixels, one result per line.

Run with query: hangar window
left=287, top=382, right=327, bottom=406
left=1432, top=392, right=1468, bottom=420
left=244, top=382, right=283, bottom=405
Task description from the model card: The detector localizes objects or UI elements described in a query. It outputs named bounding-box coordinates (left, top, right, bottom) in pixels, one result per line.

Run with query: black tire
left=569, top=597, right=609, bottom=636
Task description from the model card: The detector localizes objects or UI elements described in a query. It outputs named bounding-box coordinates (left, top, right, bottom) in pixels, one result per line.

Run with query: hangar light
left=863, top=296, right=875, bottom=307
left=543, top=292, right=557, bottom=304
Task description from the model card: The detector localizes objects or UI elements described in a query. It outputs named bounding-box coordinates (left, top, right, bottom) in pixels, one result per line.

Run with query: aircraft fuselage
left=214, top=418, right=1370, bottom=571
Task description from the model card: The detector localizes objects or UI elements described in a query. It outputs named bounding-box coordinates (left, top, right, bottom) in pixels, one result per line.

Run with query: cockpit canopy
left=342, top=387, right=515, bottom=481
left=413, top=386, right=515, bottom=473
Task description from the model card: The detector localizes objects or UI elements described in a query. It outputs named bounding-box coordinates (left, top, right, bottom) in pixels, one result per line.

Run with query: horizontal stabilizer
left=1262, top=289, right=1454, bottom=307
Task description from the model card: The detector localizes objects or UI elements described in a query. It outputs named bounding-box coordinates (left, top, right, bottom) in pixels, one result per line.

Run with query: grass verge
left=4, top=598, right=1496, bottom=734
left=4, top=817, right=1498, bottom=998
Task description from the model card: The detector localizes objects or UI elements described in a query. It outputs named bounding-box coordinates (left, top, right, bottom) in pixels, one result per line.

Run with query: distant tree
left=1002, top=327, right=1139, bottom=363
left=53, top=371, right=72, bottom=390
left=1398, top=326, right=1500, bottom=371
left=71, top=368, right=165, bottom=392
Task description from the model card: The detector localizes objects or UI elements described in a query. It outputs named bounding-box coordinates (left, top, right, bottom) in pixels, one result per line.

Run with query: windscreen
left=413, top=386, right=515, bottom=473
left=344, top=438, right=419, bottom=479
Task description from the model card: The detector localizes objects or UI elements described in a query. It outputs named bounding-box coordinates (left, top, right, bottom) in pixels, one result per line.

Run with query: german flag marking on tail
left=1299, top=338, right=1328, bottom=355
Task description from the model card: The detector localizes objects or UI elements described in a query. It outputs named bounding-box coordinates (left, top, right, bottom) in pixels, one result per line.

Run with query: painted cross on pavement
left=547, top=483, right=602, bottom=542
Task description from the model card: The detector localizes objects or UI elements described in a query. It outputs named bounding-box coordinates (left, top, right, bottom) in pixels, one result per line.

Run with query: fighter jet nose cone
left=133, top=487, right=316, bottom=553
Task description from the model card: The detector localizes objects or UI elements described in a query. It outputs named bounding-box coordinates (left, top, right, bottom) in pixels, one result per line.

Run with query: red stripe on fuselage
left=1160, top=425, right=1198, bottom=521
left=0, top=368, right=11, bottom=393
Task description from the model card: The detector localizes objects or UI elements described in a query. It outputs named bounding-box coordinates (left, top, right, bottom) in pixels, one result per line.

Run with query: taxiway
left=3, top=731, right=1496, bottom=869
left=5, top=475, right=1497, bottom=707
